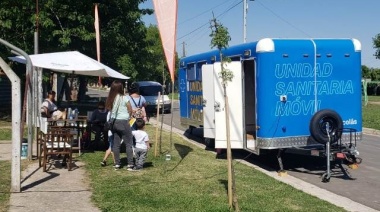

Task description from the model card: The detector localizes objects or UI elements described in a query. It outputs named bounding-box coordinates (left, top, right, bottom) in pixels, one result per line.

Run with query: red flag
left=153, top=0, right=178, bottom=82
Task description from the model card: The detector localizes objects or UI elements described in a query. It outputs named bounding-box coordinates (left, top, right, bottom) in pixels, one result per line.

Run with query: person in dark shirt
left=90, top=101, right=109, bottom=146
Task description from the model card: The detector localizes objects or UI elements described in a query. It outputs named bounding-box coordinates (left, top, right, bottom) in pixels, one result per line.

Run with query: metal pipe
left=326, top=122, right=331, bottom=181
left=0, top=38, right=34, bottom=165
left=0, top=57, right=21, bottom=192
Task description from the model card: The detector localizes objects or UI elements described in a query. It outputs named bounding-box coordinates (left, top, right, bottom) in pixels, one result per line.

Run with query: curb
left=363, top=127, right=380, bottom=136
left=149, top=119, right=379, bottom=212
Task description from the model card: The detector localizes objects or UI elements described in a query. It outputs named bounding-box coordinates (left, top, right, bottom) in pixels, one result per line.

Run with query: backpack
left=130, top=96, right=144, bottom=119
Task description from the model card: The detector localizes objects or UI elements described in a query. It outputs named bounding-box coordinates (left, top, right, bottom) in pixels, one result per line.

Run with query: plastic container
left=165, top=154, right=171, bottom=161
left=21, top=138, right=28, bottom=159
left=67, top=108, right=72, bottom=120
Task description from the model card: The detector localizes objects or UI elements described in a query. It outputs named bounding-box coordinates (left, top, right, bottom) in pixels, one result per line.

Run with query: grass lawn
left=0, top=120, right=11, bottom=127
left=0, top=129, right=11, bottom=141
left=367, top=95, right=380, bottom=102
left=0, top=160, right=32, bottom=212
left=168, top=92, right=179, bottom=100
left=362, top=104, right=380, bottom=130
left=80, top=125, right=345, bottom=212
left=0, top=161, right=10, bottom=212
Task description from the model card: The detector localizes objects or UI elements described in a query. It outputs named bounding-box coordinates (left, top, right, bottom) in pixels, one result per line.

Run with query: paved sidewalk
left=1, top=141, right=100, bottom=212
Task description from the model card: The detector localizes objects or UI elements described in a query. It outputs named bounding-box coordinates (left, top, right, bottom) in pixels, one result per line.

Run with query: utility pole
left=243, top=0, right=247, bottom=43
left=182, top=41, right=186, bottom=58
left=244, top=0, right=254, bottom=43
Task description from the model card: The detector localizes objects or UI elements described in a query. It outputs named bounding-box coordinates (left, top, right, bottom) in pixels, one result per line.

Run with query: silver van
left=134, top=81, right=171, bottom=113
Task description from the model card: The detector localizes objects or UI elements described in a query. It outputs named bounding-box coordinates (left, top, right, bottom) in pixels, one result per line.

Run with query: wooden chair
left=40, top=128, right=74, bottom=172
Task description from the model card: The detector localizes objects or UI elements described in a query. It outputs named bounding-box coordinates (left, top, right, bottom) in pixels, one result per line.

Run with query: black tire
left=204, top=138, right=215, bottom=148
left=309, top=109, right=343, bottom=144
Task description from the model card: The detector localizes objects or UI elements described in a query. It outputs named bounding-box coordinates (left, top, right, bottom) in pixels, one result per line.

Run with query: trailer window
left=229, top=56, right=241, bottom=61
left=196, top=62, right=206, bottom=81
left=187, top=64, right=196, bottom=81
left=139, top=85, right=163, bottom=96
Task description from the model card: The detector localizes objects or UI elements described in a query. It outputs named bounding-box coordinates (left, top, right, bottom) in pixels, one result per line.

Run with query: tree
left=373, top=33, right=380, bottom=59
left=210, top=16, right=239, bottom=211
left=0, top=0, right=153, bottom=81
left=140, top=25, right=168, bottom=81
left=362, top=65, right=371, bottom=79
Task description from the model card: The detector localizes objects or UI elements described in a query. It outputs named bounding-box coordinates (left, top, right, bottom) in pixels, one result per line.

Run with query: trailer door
left=214, top=62, right=244, bottom=149
left=202, top=64, right=215, bottom=139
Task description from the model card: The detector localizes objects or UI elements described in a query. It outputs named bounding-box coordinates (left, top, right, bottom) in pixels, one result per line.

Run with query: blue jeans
left=112, top=119, right=133, bottom=166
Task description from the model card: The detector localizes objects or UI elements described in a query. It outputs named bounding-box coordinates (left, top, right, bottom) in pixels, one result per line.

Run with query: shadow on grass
left=218, top=179, right=228, bottom=194
left=166, top=143, right=193, bottom=171
left=143, top=162, right=153, bottom=169
left=175, top=143, right=193, bottom=159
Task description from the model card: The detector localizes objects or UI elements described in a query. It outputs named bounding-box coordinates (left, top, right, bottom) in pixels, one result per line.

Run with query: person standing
left=100, top=111, right=115, bottom=167
left=90, top=101, right=109, bottom=145
left=128, top=118, right=150, bottom=171
left=105, top=80, right=134, bottom=170
left=128, top=82, right=147, bottom=127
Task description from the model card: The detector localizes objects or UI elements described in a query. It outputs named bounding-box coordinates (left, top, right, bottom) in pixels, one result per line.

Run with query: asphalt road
left=88, top=88, right=380, bottom=210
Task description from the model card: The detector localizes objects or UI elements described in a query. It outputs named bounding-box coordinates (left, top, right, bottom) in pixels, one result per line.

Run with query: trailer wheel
left=309, top=109, right=343, bottom=144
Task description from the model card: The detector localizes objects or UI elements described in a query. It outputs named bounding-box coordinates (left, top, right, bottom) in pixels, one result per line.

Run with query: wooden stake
left=224, top=90, right=233, bottom=208
left=154, top=92, right=161, bottom=157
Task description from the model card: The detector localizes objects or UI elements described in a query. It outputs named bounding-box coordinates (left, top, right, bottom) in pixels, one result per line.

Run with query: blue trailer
left=178, top=38, right=362, bottom=179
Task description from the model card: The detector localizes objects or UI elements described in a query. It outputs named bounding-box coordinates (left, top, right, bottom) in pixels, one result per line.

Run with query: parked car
left=134, top=81, right=171, bottom=114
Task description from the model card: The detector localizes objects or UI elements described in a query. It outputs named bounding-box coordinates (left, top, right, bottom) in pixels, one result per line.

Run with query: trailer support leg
left=337, top=161, right=353, bottom=179
left=277, top=149, right=287, bottom=176
left=322, top=123, right=332, bottom=183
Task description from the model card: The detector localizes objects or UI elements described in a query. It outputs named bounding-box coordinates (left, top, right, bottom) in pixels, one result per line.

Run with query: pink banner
left=153, top=0, right=178, bottom=82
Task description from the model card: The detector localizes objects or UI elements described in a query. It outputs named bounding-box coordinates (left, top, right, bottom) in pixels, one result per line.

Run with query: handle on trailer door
left=214, top=101, right=220, bottom=112
left=202, top=98, right=207, bottom=107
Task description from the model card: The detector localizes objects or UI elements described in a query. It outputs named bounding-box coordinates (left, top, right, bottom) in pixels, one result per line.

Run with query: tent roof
left=9, top=51, right=129, bottom=79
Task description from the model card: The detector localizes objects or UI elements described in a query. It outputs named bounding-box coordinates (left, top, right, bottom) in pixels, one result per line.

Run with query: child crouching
left=128, top=118, right=150, bottom=171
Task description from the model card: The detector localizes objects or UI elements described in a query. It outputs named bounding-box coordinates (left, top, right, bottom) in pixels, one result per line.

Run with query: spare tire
left=309, top=109, right=343, bottom=144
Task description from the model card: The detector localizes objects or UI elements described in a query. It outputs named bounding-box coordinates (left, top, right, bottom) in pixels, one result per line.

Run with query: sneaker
left=125, top=165, right=134, bottom=171
left=100, top=161, right=107, bottom=167
left=113, top=164, right=121, bottom=170
left=129, top=167, right=142, bottom=172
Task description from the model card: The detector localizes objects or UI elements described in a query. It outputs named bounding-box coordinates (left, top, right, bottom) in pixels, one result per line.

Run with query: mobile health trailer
left=178, top=38, right=362, bottom=155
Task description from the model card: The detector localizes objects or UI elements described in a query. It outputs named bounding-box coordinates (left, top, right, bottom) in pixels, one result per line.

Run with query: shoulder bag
left=104, top=96, right=121, bottom=132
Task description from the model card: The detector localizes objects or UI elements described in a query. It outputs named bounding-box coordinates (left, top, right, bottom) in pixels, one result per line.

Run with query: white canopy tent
left=9, top=51, right=129, bottom=79
left=9, top=50, right=130, bottom=130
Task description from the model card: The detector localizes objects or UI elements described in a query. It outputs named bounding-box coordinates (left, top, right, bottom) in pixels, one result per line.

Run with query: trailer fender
left=309, top=109, right=343, bottom=144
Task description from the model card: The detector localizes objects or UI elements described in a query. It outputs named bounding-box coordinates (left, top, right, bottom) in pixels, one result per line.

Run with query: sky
left=140, top=0, right=380, bottom=68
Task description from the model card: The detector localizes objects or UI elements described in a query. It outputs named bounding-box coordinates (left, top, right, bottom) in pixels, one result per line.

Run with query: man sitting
left=90, top=101, right=109, bottom=146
